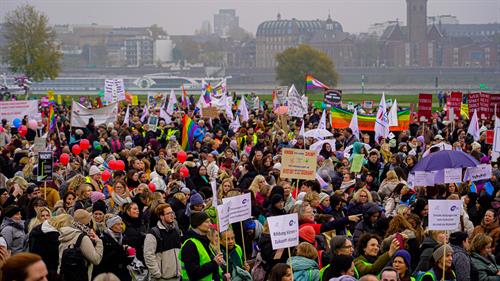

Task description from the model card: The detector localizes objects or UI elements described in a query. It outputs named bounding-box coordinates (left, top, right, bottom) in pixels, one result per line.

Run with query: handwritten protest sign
left=281, top=148, right=317, bottom=180
left=202, top=106, right=219, bottom=118
left=268, top=213, right=299, bottom=250
left=428, top=200, right=462, bottom=230
left=465, top=164, right=492, bottom=181
left=444, top=168, right=462, bottom=184
left=217, top=203, right=231, bottom=232
left=222, top=193, right=252, bottom=224
left=0, top=100, right=39, bottom=123
left=414, top=171, right=435, bottom=187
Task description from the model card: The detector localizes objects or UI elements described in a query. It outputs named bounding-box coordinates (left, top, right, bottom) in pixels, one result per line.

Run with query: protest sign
left=211, top=180, right=218, bottom=209
left=323, top=89, right=342, bottom=108
left=494, top=127, right=500, bottom=153
left=275, top=86, right=288, bottom=105
left=449, top=92, right=462, bottom=119
left=147, top=115, right=159, bottom=132
left=131, top=95, right=139, bottom=106
left=362, top=100, right=374, bottom=109
left=414, top=171, right=435, bottom=186
left=0, top=100, right=39, bottom=123
left=202, top=106, right=219, bottom=118
left=350, top=154, right=364, bottom=173
left=33, top=137, right=47, bottom=154
left=464, top=164, right=492, bottom=181
left=281, top=148, right=317, bottom=180
left=217, top=203, right=231, bottom=232
left=104, top=79, right=126, bottom=104
left=288, top=85, right=307, bottom=117
left=37, top=151, right=53, bottom=182
left=268, top=213, right=299, bottom=250
left=486, top=130, right=494, bottom=145
left=418, top=93, right=432, bottom=122
left=71, top=101, right=118, bottom=128
left=428, top=200, right=462, bottom=230
left=444, top=168, right=462, bottom=183
left=222, top=193, right=252, bottom=224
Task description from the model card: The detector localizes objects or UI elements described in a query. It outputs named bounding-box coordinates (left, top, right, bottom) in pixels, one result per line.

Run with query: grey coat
left=451, top=244, right=471, bottom=281
left=0, top=217, right=27, bottom=254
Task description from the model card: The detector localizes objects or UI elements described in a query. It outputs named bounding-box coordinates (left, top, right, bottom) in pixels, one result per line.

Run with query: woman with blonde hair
left=346, top=187, right=373, bottom=216
left=249, top=175, right=267, bottom=204
left=107, top=180, right=132, bottom=215
left=27, top=207, right=51, bottom=234
left=73, top=183, right=93, bottom=214
left=378, top=170, right=401, bottom=200
left=217, top=178, right=234, bottom=200
left=303, top=191, right=321, bottom=210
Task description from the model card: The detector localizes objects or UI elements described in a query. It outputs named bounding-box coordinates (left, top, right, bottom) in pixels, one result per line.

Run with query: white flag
left=71, top=101, right=118, bottom=128
left=299, top=121, right=305, bottom=137
left=493, top=116, right=500, bottom=153
left=238, top=95, right=249, bottom=122
left=318, top=110, right=327, bottom=130
left=123, top=105, right=130, bottom=126
left=467, top=109, right=480, bottom=141
left=288, top=84, right=307, bottom=117
left=160, top=106, right=170, bottom=124
left=374, top=92, right=389, bottom=143
left=388, top=99, right=399, bottom=127
left=164, top=90, right=176, bottom=124
left=224, top=94, right=234, bottom=120
left=349, top=109, right=360, bottom=140
left=229, top=116, right=241, bottom=132
left=140, top=104, right=149, bottom=123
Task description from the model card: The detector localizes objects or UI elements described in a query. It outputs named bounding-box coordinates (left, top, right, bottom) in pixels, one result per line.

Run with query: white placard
left=211, top=180, right=218, bottom=209
left=268, top=213, right=299, bottom=250
left=222, top=193, right=252, bottom=224
left=0, top=100, right=39, bottom=123
left=494, top=127, right=500, bottom=153
left=217, top=203, right=231, bottom=232
left=444, top=168, right=462, bottom=183
left=465, top=164, right=492, bottom=182
left=428, top=200, right=462, bottom=230
left=414, top=171, right=434, bottom=186
left=70, top=101, right=118, bottom=128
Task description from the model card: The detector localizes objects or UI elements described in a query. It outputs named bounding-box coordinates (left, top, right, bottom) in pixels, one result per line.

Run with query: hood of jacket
left=0, top=217, right=24, bottom=231
left=290, top=256, right=318, bottom=271
left=58, top=226, right=83, bottom=244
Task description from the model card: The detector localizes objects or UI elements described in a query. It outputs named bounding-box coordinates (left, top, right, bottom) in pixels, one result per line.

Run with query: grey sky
left=1, top=0, right=499, bottom=35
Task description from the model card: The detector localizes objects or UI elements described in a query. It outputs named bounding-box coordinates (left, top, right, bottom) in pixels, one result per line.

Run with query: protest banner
left=201, top=106, right=219, bottom=118
left=418, top=93, right=432, bottom=122
left=147, top=115, right=159, bottom=132
left=281, top=148, right=317, bottom=180
left=104, top=79, right=126, bottom=104
left=449, top=92, right=462, bottom=119
left=428, top=200, right=462, bottom=231
left=350, top=154, right=364, bottom=173
left=37, top=151, right=53, bottom=182
left=222, top=193, right=252, bottom=224
left=464, top=164, right=492, bottom=182
left=70, top=101, right=118, bottom=128
left=323, top=89, right=342, bottom=108
left=268, top=213, right=299, bottom=250
left=217, top=203, right=231, bottom=232
left=486, top=130, right=494, bottom=145
left=444, top=168, right=462, bottom=184
left=33, top=137, right=47, bottom=154
left=275, top=86, right=288, bottom=105
left=0, top=100, right=39, bottom=123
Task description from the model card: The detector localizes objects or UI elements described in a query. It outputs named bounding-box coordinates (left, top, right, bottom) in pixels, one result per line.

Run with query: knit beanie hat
left=3, top=206, right=21, bottom=218
left=299, top=225, right=316, bottom=243
left=106, top=215, right=123, bottom=229
left=319, top=192, right=329, bottom=203
left=90, top=191, right=106, bottom=204
left=392, top=249, right=411, bottom=269
left=270, top=193, right=284, bottom=206
left=190, top=192, right=204, bottom=206
left=190, top=211, right=210, bottom=229
left=432, top=244, right=453, bottom=262
left=92, top=200, right=107, bottom=214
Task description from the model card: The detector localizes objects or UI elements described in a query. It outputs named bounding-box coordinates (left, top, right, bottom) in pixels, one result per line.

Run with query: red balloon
left=60, top=153, right=70, bottom=165
left=177, top=151, right=187, bottom=163
left=148, top=182, right=156, bottom=192
left=179, top=166, right=189, bottom=178
left=116, top=160, right=125, bottom=171
left=72, top=144, right=82, bottom=155
left=108, top=160, right=117, bottom=170
left=18, top=125, right=28, bottom=137
left=101, top=170, right=112, bottom=182
left=80, top=139, right=90, bottom=150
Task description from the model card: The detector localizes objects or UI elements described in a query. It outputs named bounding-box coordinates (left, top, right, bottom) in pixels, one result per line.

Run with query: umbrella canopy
left=304, top=129, right=333, bottom=139
left=310, top=139, right=336, bottom=152
left=411, top=150, right=479, bottom=172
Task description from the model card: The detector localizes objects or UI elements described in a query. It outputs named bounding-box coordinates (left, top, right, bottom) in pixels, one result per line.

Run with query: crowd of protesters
left=0, top=93, right=498, bottom=281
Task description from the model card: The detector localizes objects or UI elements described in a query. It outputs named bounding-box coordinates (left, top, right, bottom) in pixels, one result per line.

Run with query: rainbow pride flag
left=331, top=107, right=410, bottom=131
left=181, top=114, right=200, bottom=151
left=306, top=75, right=329, bottom=90
left=47, top=104, right=56, bottom=132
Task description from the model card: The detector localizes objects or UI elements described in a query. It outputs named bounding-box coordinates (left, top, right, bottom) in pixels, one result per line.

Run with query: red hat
left=299, top=225, right=316, bottom=244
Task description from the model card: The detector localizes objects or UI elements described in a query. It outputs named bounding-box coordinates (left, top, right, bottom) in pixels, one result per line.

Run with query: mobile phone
left=395, top=233, right=405, bottom=249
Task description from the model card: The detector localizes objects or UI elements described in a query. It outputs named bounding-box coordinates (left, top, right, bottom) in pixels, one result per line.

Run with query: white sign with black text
left=268, top=213, right=299, bottom=250
left=222, top=193, right=252, bottom=224
left=428, top=200, right=462, bottom=231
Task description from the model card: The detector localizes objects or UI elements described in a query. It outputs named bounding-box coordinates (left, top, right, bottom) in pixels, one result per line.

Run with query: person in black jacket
left=29, top=214, right=72, bottom=281
left=121, top=202, right=147, bottom=262
left=180, top=211, right=225, bottom=281
left=93, top=215, right=132, bottom=281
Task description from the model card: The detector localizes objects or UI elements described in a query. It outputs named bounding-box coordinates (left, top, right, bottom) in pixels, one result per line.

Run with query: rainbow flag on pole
left=330, top=107, right=410, bottom=131
left=306, top=75, right=329, bottom=90
left=181, top=114, right=200, bottom=151
left=47, top=104, right=56, bottom=132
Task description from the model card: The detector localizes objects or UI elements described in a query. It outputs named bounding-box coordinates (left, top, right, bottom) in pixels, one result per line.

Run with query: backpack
left=60, top=233, right=87, bottom=281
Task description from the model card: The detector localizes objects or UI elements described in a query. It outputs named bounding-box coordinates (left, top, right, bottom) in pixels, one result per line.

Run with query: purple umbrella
left=411, top=150, right=479, bottom=172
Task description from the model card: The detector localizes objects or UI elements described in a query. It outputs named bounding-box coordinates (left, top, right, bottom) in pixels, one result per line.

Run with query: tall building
left=124, top=36, right=154, bottom=66
left=214, top=9, right=239, bottom=37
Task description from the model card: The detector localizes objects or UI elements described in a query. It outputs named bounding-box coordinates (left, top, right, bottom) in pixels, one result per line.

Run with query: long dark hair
left=268, top=263, right=291, bottom=281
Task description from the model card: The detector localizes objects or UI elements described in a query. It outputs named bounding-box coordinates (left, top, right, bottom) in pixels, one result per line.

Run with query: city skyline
left=1, top=0, right=499, bottom=35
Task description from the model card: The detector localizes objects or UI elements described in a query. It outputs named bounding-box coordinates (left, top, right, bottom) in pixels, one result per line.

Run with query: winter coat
left=258, top=233, right=289, bottom=273
left=92, top=230, right=132, bottom=281
left=179, top=229, right=222, bottom=281
left=451, top=244, right=471, bottom=281
left=346, top=201, right=365, bottom=216
left=143, top=221, right=182, bottom=281
left=28, top=221, right=60, bottom=278
left=288, top=256, right=320, bottom=281
left=415, top=236, right=439, bottom=273
left=58, top=226, right=103, bottom=281
left=353, top=219, right=379, bottom=245
left=378, top=179, right=400, bottom=200
left=121, top=212, right=147, bottom=262
left=470, top=252, right=500, bottom=281
left=166, top=196, right=189, bottom=233
left=0, top=217, right=27, bottom=254
left=472, top=221, right=500, bottom=250
left=354, top=253, right=391, bottom=277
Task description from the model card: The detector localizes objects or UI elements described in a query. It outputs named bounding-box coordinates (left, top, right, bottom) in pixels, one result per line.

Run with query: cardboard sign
left=281, top=148, right=317, bottom=180
left=323, top=89, right=342, bottom=108
left=131, top=95, right=139, bottom=106
left=465, top=164, right=492, bottom=182
left=418, top=93, right=433, bottom=122
left=444, top=168, right=462, bottom=184
left=222, top=193, right=252, bottom=224
left=268, top=213, right=299, bottom=250
left=362, top=101, right=374, bottom=109
left=202, top=106, right=219, bottom=119
left=37, top=151, right=53, bottom=182
left=217, top=203, right=231, bottom=232
left=428, top=200, right=462, bottom=230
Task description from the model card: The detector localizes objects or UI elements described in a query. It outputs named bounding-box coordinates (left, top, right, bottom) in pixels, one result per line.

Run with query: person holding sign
left=419, top=244, right=455, bottom=281
left=220, top=230, right=251, bottom=279
left=179, top=211, right=225, bottom=281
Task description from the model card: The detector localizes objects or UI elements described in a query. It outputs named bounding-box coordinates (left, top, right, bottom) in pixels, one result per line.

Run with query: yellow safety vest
left=179, top=238, right=223, bottom=281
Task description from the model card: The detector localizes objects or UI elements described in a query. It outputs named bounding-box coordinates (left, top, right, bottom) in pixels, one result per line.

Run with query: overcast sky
left=1, top=0, right=499, bottom=35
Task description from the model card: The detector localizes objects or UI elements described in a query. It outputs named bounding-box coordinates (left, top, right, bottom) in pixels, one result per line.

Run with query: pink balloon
left=28, top=119, right=37, bottom=130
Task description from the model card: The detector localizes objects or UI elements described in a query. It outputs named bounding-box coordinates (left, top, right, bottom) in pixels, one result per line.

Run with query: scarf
left=106, top=229, right=123, bottom=244
left=72, top=221, right=92, bottom=235
left=112, top=191, right=132, bottom=207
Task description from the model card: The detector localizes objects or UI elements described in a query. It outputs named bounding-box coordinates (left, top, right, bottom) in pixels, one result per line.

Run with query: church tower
left=406, top=0, right=428, bottom=42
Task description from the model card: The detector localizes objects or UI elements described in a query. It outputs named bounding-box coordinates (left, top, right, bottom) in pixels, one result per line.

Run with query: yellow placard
left=281, top=148, right=317, bottom=180
left=132, top=96, right=139, bottom=106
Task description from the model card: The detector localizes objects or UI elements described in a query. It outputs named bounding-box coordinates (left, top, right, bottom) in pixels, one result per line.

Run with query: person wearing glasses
left=143, top=203, right=182, bottom=281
